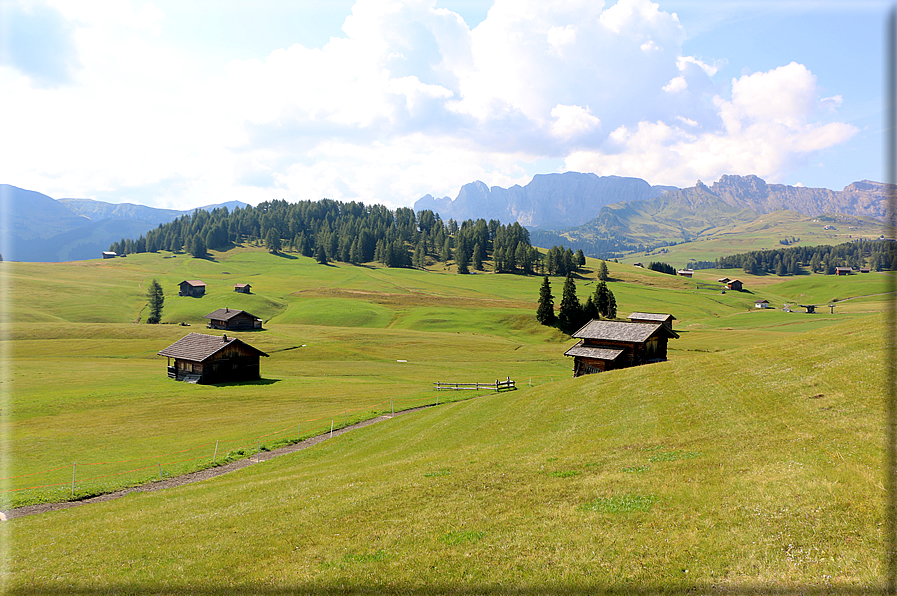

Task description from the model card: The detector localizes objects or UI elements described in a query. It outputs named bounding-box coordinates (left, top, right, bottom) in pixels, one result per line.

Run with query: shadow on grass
left=210, top=378, right=280, bottom=387
left=10, top=582, right=879, bottom=595
left=272, top=252, right=298, bottom=259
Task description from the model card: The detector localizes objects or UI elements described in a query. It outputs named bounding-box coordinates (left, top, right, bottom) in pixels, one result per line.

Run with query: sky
left=0, top=0, right=891, bottom=210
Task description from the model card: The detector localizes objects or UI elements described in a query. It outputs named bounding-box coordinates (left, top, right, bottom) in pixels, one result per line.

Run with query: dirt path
left=2, top=405, right=434, bottom=521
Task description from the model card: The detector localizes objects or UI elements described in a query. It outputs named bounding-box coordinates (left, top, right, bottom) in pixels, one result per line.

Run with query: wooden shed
left=234, top=283, right=252, bottom=294
left=835, top=267, right=853, bottom=276
left=178, top=280, right=206, bottom=297
left=726, top=279, right=743, bottom=291
left=676, top=269, right=694, bottom=278
left=564, top=319, right=679, bottom=377
left=204, top=308, right=263, bottom=331
left=627, top=312, right=676, bottom=330
left=158, top=333, right=268, bottom=384
left=754, top=299, right=770, bottom=309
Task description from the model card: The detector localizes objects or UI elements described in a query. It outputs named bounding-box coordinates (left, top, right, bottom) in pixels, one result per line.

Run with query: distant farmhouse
left=234, top=283, right=252, bottom=294
left=726, top=279, right=743, bottom=291
left=754, top=299, right=770, bottom=309
left=158, top=332, right=268, bottom=384
left=179, top=280, right=206, bottom=297
left=102, top=251, right=117, bottom=259
left=204, top=308, right=263, bottom=331
left=676, top=269, right=694, bottom=278
left=835, top=267, right=853, bottom=276
left=564, top=318, right=679, bottom=377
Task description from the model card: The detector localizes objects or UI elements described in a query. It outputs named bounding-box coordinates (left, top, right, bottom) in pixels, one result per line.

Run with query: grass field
left=2, top=247, right=890, bottom=593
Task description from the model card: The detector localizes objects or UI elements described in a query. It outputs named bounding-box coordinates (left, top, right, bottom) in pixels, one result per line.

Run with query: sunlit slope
left=10, top=314, right=884, bottom=591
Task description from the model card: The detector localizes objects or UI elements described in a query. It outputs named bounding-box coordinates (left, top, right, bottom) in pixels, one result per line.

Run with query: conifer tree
left=558, top=273, right=583, bottom=331
left=536, top=276, right=555, bottom=325
left=146, top=279, right=164, bottom=324
left=597, top=260, right=609, bottom=281
left=594, top=281, right=609, bottom=318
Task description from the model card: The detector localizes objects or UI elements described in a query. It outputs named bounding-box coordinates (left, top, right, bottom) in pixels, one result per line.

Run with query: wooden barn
left=754, top=299, right=770, bottom=309
left=178, top=280, right=207, bottom=297
left=204, top=308, right=263, bottom=331
left=676, top=269, right=694, bottom=278
left=158, top=333, right=268, bottom=384
left=627, top=312, right=676, bottom=330
left=835, top=267, right=853, bottom=276
left=234, top=283, right=252, bottom=294
left=726, top=279, right=743, bottom=291
left=564, top=319, right=679, bottom=377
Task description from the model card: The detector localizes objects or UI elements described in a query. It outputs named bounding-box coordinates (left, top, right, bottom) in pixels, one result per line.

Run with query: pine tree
left=316, top=244, right=328, bottom=264
left=146, top=279, right=164, bottom=324
left=606, top=287, right=617, bottom=319
left=265, top=229, right=281, bottom=254
left=594, top=281, right=610, bottom=318
left=536, top=276, right=556, bottom=325
left=190, top=235, right=207, bottom=259
left=597, top=260, right=609, bottom=281
left=558, top=273, right=582, bottom=331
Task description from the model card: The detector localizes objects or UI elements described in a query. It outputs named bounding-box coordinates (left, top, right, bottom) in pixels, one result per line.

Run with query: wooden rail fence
left=434, top=378, right=516, bottom=392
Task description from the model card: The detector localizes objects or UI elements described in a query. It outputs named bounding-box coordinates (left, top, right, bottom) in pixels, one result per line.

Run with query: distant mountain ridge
left=415, top=172, right=677, bottom=229
left=416, top=173, right=890, bottom=230
left=1, top=184, right=249, bottom=262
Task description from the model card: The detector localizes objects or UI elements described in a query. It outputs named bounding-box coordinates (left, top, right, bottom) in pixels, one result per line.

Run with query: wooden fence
left=434, top=378, right=516, bottom=392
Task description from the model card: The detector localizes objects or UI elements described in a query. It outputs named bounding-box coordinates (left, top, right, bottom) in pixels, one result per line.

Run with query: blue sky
left=0, top=0, right=889, bottom=210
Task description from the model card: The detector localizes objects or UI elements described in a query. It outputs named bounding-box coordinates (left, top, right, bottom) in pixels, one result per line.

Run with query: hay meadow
left=2, top=247, right=890, bottom=594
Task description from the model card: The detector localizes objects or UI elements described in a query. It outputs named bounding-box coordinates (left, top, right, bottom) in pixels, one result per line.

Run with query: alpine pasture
left=2, top=247, right=889, bottom=593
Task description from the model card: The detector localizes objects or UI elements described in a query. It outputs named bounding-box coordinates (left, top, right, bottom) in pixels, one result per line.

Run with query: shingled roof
left=564, top=343, right=625, bottom=361
left=180, top=280, right=206, bottom=287
left=203, top=308, right=261, bottom=322
left=157, top=333, right=268, bottom=362
left=627, top=312, right=676, bottom=323
left=572, top=320, right=679, bottom=342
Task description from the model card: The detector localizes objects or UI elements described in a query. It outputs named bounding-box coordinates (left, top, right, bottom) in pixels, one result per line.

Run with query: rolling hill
left=3, top=247, right=888, bottom=592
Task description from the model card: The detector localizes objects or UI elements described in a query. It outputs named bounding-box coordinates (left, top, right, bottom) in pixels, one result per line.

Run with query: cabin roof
left=564, top=342, right=625, bottom=361
left=158, top=332, right=268, bottom=362
left=572, top=319, right=679, bottom=342
left=179, top=280, right=206, bottom=287
left=234, top=283, right=251, bottom=288
left=627, top=312, right=676, bottom=322
left=755, top=299, right=770, bottom=303
left=203, top=308, right=260, bottom=321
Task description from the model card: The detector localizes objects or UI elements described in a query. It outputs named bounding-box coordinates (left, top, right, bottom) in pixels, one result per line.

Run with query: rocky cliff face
left=704, top=175, right=889, bottom=218
left=413, top=172, right=675, bottom=228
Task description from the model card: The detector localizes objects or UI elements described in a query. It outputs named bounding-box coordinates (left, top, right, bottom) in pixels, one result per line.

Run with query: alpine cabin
left=564, top=319, right=679, bottom=377
left=178, top=280, right=206, bottom=297
left=204, top=308, right=263, bottom=331
left=158, top=333, right=268, bottom=384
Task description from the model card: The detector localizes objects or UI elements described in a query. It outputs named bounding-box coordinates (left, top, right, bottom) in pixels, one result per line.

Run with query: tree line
left=713, top=239, right=896, bottom=275
left=109, top=199, right=548, bottom=273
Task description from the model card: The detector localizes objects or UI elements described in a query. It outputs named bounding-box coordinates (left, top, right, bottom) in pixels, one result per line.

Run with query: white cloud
left=0, top=0, right=861, bottom=210
left=663, top=75, right=687, bottom=92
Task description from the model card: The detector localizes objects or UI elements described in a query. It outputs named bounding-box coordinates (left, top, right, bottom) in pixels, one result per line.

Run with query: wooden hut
left=204, top=308, right=263, bottom=331
left=627, top=312, right=676, bottom=330
left=564, top=319, right=679, bottom=377
left=676, top=269, right=693, bottom=278
left=754, top=299, right=770, bottom=309
left=178, top=280, right=206, bottom=297
left=158, top=333, right=268, bottom=384
left=726, top=279, right=743, bottom=291
left=835, top=267, right=853, bottom=276
left=234, top=283, right=252, bottom=294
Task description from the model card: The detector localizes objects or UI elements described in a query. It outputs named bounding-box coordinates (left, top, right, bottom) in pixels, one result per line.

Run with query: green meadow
left=2, top=247, right=890, bottom=593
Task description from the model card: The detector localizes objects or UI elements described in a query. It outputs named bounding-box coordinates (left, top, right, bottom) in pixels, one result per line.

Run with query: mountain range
left=0, top=184, right=248, bottom=262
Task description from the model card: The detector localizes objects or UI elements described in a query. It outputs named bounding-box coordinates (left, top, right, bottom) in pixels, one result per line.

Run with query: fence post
left=71, top=462, right=76, bottom=496
left=298, top=422, right=301, bottom=439
left=159, top=463, right=164, bottom=489
left=330, top=420, right=334, bottom=438
left=391, top=399, right=393, bottom=414
left=212, top=440, right=218, bottom=463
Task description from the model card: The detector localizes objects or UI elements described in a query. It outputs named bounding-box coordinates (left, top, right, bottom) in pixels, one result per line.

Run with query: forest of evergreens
left=713, top=239, right=895, bottom=275
left=109, top=199, right=548, bottom=273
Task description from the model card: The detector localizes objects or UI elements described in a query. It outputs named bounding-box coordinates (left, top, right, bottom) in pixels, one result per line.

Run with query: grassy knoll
left=6, top=312, right=884, bottom=593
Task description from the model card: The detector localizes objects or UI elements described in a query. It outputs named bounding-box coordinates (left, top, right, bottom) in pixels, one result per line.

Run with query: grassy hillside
left=616, top=210, right=882, bottom=267
left=7, top=312, right=884, bottom=592
left=3, top=248, right=890, bottom=592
